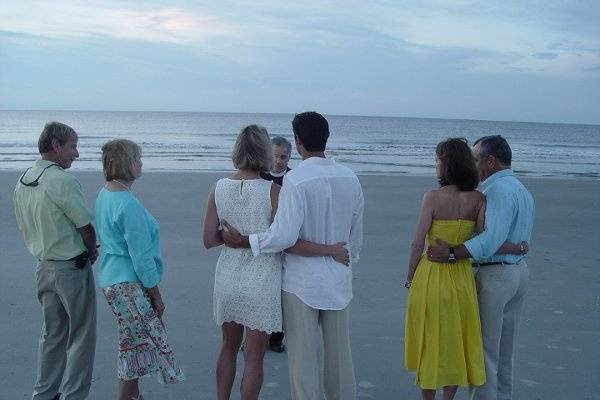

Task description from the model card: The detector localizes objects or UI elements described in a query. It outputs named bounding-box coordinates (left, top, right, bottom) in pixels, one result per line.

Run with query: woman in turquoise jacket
left=95, top=139, right=184, bottom=400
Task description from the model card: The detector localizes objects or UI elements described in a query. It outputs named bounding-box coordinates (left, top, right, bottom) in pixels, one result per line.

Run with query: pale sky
left=1, top=0, right=599, bottom=124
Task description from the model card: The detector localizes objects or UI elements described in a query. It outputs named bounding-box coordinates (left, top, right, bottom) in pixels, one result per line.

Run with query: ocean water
left=1, top=110, right=599, bottom=179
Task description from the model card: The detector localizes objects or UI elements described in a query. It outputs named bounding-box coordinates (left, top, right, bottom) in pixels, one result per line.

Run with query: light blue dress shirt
left=464, top=169, right=535, bottom=263
left=95, top=188, right=163, bottom=288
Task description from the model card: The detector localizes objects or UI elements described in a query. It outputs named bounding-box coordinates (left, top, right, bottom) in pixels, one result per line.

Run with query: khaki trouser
left=282, top=291, right=356, bottom=400
left=33, top=260, right=97, bottom=400
left=470, top=261, right=529, bottom=400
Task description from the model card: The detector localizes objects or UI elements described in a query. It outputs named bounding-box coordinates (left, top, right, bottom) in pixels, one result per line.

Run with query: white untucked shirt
left=249, top=157, right=364, bottom=310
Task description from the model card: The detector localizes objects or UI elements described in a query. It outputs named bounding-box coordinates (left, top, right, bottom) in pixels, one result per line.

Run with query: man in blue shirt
left=428, top=135, right=534, bottom=400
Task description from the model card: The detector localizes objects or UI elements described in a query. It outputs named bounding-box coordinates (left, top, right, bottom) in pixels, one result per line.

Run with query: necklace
left=110, top=179, right=131, bottom=191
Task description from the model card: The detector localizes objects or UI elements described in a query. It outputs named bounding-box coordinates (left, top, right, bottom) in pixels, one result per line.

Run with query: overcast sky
left=1, top=0, right=599, bottom=124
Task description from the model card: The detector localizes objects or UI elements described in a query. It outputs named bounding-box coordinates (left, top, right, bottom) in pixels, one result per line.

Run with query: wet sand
left=1, top=171, right=598, bottom=399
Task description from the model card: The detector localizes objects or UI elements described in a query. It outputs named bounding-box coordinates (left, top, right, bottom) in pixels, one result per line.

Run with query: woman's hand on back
left=331, top=242, right=350, bottom=266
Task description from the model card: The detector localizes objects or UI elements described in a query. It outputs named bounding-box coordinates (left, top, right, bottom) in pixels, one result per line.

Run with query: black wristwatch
left=448, top=247, right=456, bottom=263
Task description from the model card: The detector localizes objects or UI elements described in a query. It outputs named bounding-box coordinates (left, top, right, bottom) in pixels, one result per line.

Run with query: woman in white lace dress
left=203, top=125, right=348, bottom=400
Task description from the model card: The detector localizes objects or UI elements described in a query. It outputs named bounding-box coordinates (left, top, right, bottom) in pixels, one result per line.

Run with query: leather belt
left=45, top=252, right=86, bottom=262
left=474, top=261, right=516, bottom=267
left=43, top=252, right=90, bottom=269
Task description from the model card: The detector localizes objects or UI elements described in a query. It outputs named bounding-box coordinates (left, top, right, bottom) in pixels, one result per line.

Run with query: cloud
left=534, top=52, right=559, bottom=60
left=2, top=0, right=599, bottom=76
left=366, top=1, right=600, bottom=75
left=584, top=64, right=600, bottom=72
left=467, top=50, right=600, bottom=76
left=0, top=1, right=241, bottom=44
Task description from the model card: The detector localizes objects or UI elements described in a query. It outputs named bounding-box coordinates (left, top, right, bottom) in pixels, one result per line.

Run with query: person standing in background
left=260, top=136, right=292, bottom=186
left=260, top=135, right=292, bottom=353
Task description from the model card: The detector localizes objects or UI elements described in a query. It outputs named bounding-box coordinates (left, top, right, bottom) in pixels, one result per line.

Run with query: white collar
left=269, top=169, right=288, bottom=177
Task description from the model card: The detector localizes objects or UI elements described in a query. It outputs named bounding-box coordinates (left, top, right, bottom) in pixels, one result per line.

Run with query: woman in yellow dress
left=404, top=138, right=525, bottom=400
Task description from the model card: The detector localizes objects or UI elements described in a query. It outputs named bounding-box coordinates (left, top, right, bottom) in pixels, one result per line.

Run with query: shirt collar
left=269, top=169, right=288, bottom=178
left=480, top=168, right=514, bottom=190
left=35, top=159, right=62, bottom=169
left=298, top=156, right=333, bottom=167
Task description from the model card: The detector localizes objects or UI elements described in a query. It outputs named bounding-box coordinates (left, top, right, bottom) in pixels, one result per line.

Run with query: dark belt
left=474, top=261, right=516, bottom=267
left=45, top=252, right=86, bottom=262
left=44, top=251, right=89, bottom=269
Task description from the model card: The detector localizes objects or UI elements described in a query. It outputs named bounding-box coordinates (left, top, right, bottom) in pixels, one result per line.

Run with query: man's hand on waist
left=427, top=239, right=470, bottom=263
left=221, top=220, right=250, bottom=249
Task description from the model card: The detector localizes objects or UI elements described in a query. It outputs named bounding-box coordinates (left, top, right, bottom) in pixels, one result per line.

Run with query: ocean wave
left=1, top=110, right=598, bottom=179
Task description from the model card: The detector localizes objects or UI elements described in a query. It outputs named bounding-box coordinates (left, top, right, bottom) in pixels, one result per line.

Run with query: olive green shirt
left=14, top=159, right=92, bottom=261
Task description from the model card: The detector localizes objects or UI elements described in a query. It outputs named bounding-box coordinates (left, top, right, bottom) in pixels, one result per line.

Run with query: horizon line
left=1, top=108, right=598, bottom=127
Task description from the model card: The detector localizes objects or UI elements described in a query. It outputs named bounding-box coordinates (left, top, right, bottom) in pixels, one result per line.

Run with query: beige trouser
left=470, top=261, right=529, bottom=400
left=33, top=260, right=97, bottom=400
left=282, top=291, right=356, bottom=400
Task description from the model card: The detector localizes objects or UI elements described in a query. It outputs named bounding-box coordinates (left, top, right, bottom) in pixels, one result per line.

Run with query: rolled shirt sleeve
left=46, top=175, right=92, bottom=228
left=121, top=202, right=162, bottom=288
left=348, top=186, right=364, bottom=264
left=464, top=192, right=516, bottom=260
left=249, top=178, right=305, bottom=256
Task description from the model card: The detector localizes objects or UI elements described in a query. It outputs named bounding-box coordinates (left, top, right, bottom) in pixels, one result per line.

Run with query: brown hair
left=38, top=121, right=76, bottom=154
left=101, top=139, right=141, bottom=181
left=436, top=138, right=479, bottom=191
left=231, top=125, right=272, bottom=171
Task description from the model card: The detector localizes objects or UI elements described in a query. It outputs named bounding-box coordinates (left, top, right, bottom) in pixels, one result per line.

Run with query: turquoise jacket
left=95, top=188, right=163, bottom=288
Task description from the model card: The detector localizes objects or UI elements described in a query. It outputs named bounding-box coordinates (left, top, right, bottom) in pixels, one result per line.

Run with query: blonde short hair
left=232, top=125, right=272, bottom=171
left=101, top=139, right=141, bottom=181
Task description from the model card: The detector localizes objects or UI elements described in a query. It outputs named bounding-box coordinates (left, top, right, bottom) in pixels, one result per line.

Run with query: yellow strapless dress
left=404, top=220, right=485, bottom=389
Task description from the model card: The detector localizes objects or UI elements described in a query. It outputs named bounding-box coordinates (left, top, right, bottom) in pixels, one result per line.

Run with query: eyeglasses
left=19, top=163, right=59, bottom=187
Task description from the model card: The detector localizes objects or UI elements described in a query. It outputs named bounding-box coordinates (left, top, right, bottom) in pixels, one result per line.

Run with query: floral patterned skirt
left=103, top=282, right=185, bottom=384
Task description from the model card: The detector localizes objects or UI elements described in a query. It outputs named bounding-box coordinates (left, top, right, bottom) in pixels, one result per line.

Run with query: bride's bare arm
left=203, top=184, right=223, bottom=248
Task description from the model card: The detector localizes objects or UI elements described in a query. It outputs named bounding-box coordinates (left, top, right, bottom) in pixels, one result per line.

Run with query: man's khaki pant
left=470, top=261, right=529, bottom=400
left=282, top=291, right=356, bottom=400
left=33, top=260, right=96, bottom=400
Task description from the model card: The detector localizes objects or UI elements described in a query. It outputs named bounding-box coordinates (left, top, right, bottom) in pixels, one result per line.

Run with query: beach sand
left=1, top=171, right=598, bottom=399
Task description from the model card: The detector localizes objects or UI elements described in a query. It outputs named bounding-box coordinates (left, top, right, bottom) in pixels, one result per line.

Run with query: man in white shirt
left=222, top=111, right=364, bottom=400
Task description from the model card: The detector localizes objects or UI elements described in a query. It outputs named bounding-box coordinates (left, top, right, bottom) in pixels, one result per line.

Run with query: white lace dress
left=213, top=178, right=282, bottom=333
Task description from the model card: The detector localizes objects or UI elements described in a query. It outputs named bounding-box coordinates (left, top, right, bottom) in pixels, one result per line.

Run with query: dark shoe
left=269, top=331, right=285, bottom=352
left=270, top=341, right=285, bottom=353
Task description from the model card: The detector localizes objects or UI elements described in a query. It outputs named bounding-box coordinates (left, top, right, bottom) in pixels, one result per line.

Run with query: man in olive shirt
left=14, top=122, right=98, bottom=400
